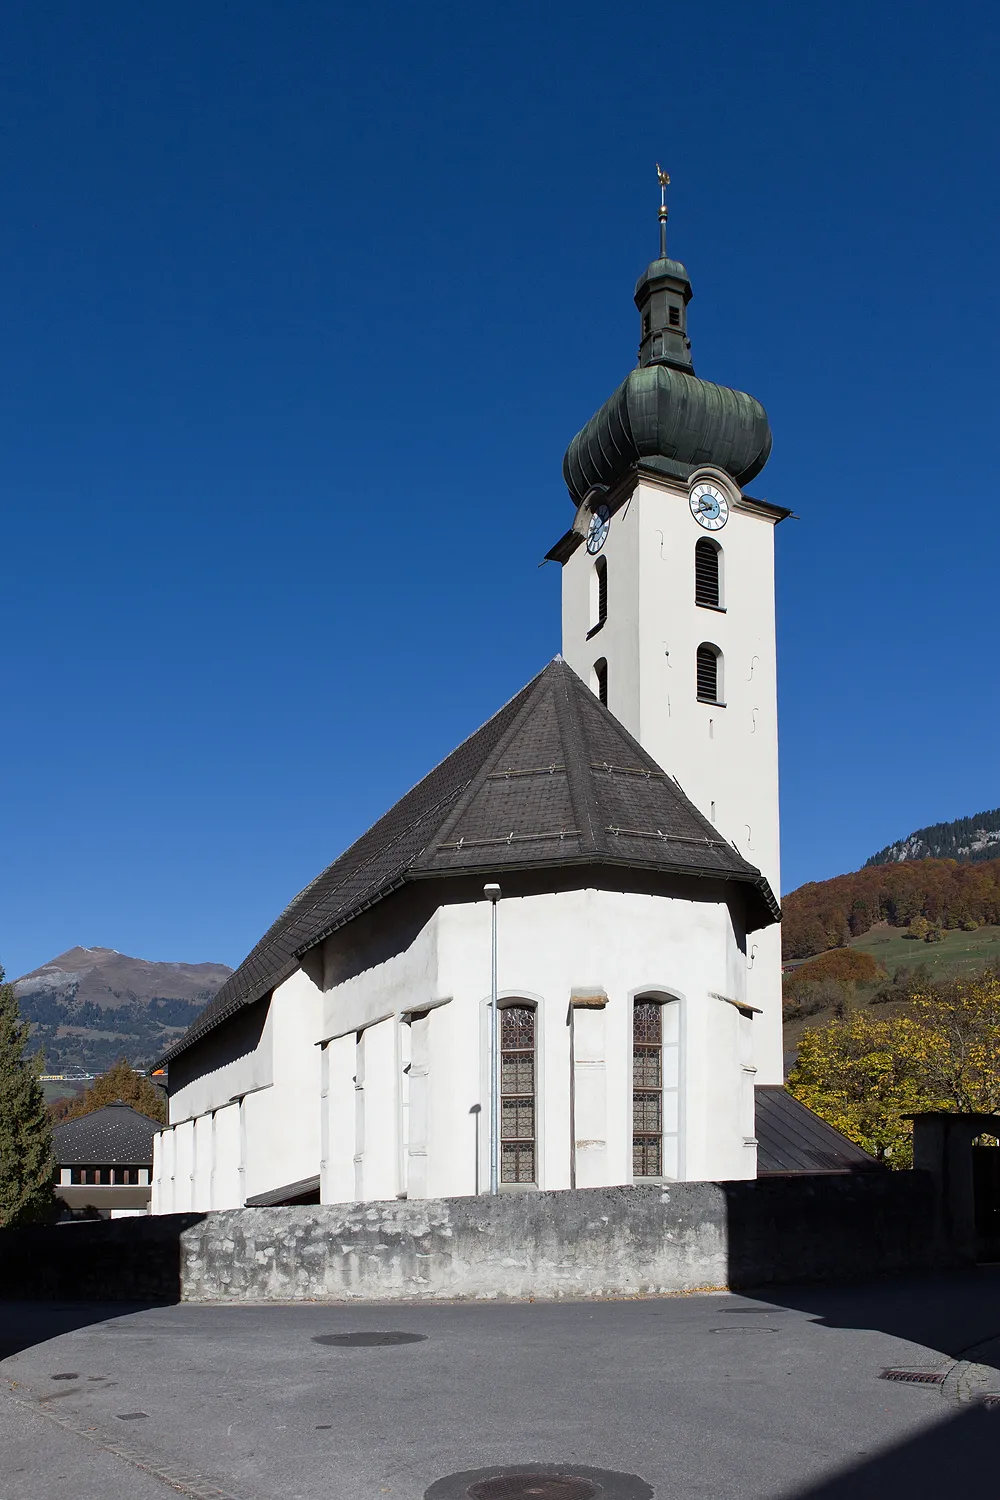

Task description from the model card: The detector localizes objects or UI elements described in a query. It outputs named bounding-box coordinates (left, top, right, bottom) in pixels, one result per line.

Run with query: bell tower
left=548, top=170, right=788, bottom=1086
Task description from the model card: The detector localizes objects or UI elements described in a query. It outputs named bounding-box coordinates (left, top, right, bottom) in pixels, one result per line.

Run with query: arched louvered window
left=500, top=1004, right=536, bottom=1184
left=694, top=538, right=721, bottom=608
left=588, top=556, right=608, bottom=636
left=593, top=657, right=608, bottom=707
left=696, top=643, right=721, bottom=704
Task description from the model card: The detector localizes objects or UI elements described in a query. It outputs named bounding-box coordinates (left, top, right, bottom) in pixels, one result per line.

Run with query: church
left=152, top=184, right=827, bottom=1214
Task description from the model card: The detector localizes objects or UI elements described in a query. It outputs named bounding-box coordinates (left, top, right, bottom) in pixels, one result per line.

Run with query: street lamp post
left=484, top=882, right=501, bottom=1194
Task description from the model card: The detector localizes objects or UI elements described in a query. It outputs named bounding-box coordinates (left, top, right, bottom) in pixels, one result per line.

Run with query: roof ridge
left=550, top=660, right=604, bottom=857
left=565, top=664, right=727, bottom=850
left=428, top=668, right=556, bottom=856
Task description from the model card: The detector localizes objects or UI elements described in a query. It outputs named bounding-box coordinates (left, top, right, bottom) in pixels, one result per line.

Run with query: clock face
left=586, top=502, right=611, bottom=554
left=690, top=482, right=730, bottom=531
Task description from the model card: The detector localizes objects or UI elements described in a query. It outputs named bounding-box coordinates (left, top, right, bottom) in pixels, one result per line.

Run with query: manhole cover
left=312, top=1331, right=427, bottom=1347
left=710, top=1326, right=779, bottom=1334
left=468, top=1478, right=596, bottom=1500
left=424, top=1463, right=653, bottom=1500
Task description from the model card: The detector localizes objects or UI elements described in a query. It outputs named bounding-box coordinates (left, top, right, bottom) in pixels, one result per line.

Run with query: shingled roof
left=53, top=1103, right=160, bottom=1166
left=160, top=658, right=779, bottom=1067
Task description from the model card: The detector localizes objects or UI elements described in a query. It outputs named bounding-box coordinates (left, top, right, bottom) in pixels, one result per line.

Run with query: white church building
left=152, top=197, right=858, bottom=1215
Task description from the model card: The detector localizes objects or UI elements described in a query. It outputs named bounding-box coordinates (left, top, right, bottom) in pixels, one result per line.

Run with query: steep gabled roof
left=160, top=658, right=778, bottom=1067
left=53, top=1103, right=160, bottom=1166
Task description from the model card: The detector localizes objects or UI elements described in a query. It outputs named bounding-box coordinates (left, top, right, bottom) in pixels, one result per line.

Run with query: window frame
left=587, top=556, right=608, bottom=639
left=499, top=999, right=538, bottom=1188
left=592, top=657, right=608, bottom=707
left=696, top=643, right=724, bottom=705
left=630, top=992, right=683, bottom=1182
left=632, top=999, right=663, bottom=1179
left=694, top=537, right=725, bottom=612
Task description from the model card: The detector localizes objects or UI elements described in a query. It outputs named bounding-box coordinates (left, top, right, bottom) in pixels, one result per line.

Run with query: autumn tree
left=0, top=968, right=55, bottom=1226
left=68, top=1057, right=166, bottom=1124
left=788, top=972, right=1000, bottom=1166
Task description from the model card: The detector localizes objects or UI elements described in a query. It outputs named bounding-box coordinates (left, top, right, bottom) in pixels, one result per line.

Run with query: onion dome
left=562, top=173, right=772, bottom=504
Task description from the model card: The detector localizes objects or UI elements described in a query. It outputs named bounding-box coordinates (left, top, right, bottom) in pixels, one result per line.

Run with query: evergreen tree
left=0, top=968, right=55, bottom=1227
left=68, top=1057, right=166, bottom=1123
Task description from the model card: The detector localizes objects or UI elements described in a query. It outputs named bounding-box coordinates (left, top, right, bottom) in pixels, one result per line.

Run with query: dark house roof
left=245, top=1175, right=321, bottom=1207
left=755, top=1086, right=880, bottom=1174
left=53, top=1103, right=160, bottom=1166
left=160, top=658, right=779, bottom=1068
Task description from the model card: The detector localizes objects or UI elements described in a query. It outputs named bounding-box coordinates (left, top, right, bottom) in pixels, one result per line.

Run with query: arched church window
left=500, top=1004, right=535, bottom=1184
left=696, top=644, right=722, bottom=704
left=694, top=538, right=721, bottom=608
left=633, top=1000, right=663, bottom=1178
left=593, top=657, right=608, bottom=707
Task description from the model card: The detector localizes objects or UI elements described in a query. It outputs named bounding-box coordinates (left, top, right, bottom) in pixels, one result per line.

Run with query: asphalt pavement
left=4, top=1272, right=1000, bottom=1499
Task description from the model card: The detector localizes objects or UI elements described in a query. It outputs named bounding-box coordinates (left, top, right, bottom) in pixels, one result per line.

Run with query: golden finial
left=655, top=163, right=669, bottom=256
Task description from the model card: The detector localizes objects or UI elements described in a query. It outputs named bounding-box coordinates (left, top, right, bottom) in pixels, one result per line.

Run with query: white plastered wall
left=153, top=879, right=760, bottom=1215
left=561, top=469, right=783, bottom=1084
left=314, top=884, right=757, bottom=1202
left=152, top=969, right=322, bottom=1213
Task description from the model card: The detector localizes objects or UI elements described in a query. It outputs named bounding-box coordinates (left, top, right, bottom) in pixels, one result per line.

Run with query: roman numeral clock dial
left=690, top=482, right=729, bottom=531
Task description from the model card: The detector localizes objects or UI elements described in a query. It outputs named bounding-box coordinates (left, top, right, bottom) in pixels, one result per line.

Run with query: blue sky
left=2, top=1, right=997, bottom=979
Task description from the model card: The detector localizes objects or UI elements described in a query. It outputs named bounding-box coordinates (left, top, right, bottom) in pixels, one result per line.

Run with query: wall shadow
left=0, top=1213, right=205, bottom=1315
left=785, top=1403, right=1000, bottom=1498
left=0, top=1298, right=172, bottom=1360
left=741, top=1266, right=1000, bottom=1376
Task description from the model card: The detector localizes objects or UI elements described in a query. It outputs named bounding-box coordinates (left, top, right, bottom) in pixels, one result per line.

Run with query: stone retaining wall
left=0, top=1173, right=943, bottom=1304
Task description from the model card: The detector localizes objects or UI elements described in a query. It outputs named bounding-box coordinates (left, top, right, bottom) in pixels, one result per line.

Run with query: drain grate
left=312, top=1331, right=427, bottom=1347
left=879, top=1369, right=946, bottom=1385
left=50, top=1373, right=79, bottom=1381
left=116, top=1412, right=149, bottom=1421
left=468, top=1479, right=597, bottom=1500
left=980, top=1394, right=1000, bottom=1409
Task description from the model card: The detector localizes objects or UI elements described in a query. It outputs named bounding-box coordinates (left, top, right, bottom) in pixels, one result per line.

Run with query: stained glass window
left=633, top=1000, right=662, bottom=1178
left=501, top=1004, right=535, bottom=1184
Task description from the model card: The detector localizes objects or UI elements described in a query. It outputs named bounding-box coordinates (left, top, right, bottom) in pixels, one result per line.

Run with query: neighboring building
left=54, top=1103, right=158, bottom=1217
left=152, top=191, right=807, bottom=1213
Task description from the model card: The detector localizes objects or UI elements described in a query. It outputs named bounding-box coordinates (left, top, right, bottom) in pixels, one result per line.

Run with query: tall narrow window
left=694, top=538, right=721, bottom=608
left=501, top=1004, right=535, bottom=1184
left=696, top=644, right=721, bottom=704
left=588, top=556, right=608, bottom=636
left=668, top=305, right=680, bottom=326
left=593, top=657, right=608, bottom=707
left=633, top=1000, right=662, bottom=1178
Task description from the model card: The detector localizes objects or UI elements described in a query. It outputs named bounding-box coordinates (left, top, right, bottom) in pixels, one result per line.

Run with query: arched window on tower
left=588, top=556, right=608, bottom=637
left=696, top=643, right=722, bottom=704
left=500, top=1003, right=536, bottom=1185
left=593, top=657, right=608, bottom=707
left=694, top=538, right=722, bottom=609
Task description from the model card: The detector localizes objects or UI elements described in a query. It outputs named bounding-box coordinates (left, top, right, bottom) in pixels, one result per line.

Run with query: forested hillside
left=866, top=808, right=1000, bottom=867
left=782, top=857, right=1000, bottom=960
left=13, top=947, right=231, bottom=1073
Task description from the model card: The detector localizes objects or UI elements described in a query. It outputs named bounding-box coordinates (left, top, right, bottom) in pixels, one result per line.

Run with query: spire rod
left=656, top=162, right=670, bottom=258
